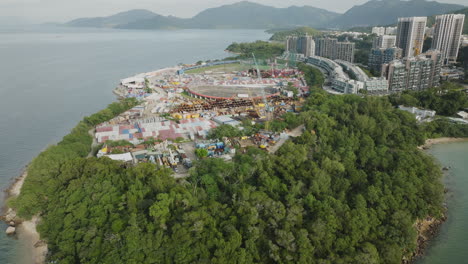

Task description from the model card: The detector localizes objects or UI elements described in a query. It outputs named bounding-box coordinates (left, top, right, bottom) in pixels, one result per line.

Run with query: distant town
left=284, top=14, right=466, bottom=95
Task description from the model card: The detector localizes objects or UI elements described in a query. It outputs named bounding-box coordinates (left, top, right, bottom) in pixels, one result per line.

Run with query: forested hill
left=268, top=27, right=323, bottom=41
left=11, top=88, right=447, bottom=263
left=65, top=2, right=339, bottom=30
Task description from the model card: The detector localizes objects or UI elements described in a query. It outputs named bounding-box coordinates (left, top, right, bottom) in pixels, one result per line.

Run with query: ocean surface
left=0, top=25, right=269, bottom=264
left=416, top=142, right=468, bottom=264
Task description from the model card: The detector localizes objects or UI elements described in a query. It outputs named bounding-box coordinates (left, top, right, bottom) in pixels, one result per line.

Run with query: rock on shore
left=6, top=226, right=16, bottom=235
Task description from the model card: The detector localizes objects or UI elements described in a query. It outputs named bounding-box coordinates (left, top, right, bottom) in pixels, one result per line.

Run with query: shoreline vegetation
left=2, top=98, right=139, bottom=264
left=2, top=51, right=467, bottom=262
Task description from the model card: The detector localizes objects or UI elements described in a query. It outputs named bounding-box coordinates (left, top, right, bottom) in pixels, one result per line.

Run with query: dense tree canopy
left=389, top=82, right=468, bottom=116
left=11, top=90, right=449, bottom=264
left=226, top=41, right=285, bottom=60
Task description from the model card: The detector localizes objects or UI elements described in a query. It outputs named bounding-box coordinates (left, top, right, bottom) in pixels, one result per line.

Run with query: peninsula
left=4, top=45, right=467, bottom=263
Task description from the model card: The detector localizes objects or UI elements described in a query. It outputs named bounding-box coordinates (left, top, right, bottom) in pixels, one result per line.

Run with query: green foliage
left=14, top=93, right=446, bottom=263
left=389, top=82, right=468, bottom=116
left=13, top=98, right=138, bottom=219
left=195, top=148, right=209, bottom=158
left=422, top=118, right=468, bottom=138
left=208, top=124, right=242, bottom=139
left=226, top=41, right=285, bottom=59
left=297, top=62, right=325, bottom=89
left=106, top=140, right=134, bottom=147
left=269, top=26, right=323, bottom=41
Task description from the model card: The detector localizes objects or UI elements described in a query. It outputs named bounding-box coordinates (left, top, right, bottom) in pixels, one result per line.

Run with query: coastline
left=406, top=137, right=468, bottom=263
left=419, top=137, right=468, bottom=149
left=2, top=169, right=48, bottom=264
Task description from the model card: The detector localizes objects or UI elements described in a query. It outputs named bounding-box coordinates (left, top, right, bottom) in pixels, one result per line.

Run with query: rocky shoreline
left=404, top=212, right=448, bottom=263
left=1, top=169, right=48, bottom=264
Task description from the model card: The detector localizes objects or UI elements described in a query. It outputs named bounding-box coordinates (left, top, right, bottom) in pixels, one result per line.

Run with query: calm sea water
left=416, top=142, right=468, bottom=264
left=0, top=25, right=269, bottom=264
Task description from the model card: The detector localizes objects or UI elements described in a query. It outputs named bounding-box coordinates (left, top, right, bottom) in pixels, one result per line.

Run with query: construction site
left=99, top=58, right=308, bottom=174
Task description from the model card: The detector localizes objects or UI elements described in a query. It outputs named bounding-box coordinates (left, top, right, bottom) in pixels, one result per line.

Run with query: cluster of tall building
left=286, top=36, right=355, bottom=63
left=286, top=35, right=315, bottom=58
left=368, top=14, right=464, bottom=92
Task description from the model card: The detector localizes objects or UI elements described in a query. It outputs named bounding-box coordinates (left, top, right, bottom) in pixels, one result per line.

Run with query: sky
left=0, top=0, right=466, bottom=23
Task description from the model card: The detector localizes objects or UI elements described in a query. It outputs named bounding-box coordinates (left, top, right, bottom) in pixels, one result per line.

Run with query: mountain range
left=65, top=0, right=466, bottom=30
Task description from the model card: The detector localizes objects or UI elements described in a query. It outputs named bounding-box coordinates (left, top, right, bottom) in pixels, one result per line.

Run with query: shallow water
left=416, top=142, right=468, bottom=264
left=0, top=24, right=269, bottom=263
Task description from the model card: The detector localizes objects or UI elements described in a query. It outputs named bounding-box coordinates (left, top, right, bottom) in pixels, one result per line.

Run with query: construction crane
left=252, top=53, right=273, bottom=131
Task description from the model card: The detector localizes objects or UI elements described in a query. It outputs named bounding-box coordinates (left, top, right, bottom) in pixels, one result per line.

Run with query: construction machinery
left=252, top=53, right=274, bottom=130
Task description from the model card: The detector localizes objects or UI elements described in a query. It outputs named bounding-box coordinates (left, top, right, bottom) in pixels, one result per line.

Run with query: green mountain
left=269, top=27, right=323, bottom=41
left=332, top=0, right=465, bottom=28
left=66, top=1, right=339, bottom=30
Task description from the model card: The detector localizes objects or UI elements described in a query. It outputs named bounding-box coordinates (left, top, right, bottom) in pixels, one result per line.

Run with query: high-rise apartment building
left=372, top=27, right=386, bottom=36
left=431, top=14, right=465, bottom=65
left=335, top=41, right=355, bottom=63
left=385, top=27, right=397, bottom=35
left=369, top=47, right=402, bottom=73
left=286, top=35, right=315, bottom=57
left=382, top=50, right=441, bottom=91
left=396, top=17, right=427, bottom=58
left=373, top=35, right=397, bottom=49
left=315, top=38, right=338, bottom=59
left=372, top=26, right=397, bottom=35
left=315, top=38, right=355, bottom=63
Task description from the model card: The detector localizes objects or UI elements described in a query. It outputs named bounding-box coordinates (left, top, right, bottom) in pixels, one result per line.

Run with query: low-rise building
left=399, top=106, right=436, bottom=121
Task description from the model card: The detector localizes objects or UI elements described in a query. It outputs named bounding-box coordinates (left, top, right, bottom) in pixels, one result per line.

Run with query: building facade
left=431, top=14, right=465, bottom=65
left=373, top=35, right=397, bottom=49
left=372, top=27, right=386, bottom=36
left=286, top=35, right=315, bottom=57
left=315, top=38, right=355, bottom=63
left=396, top=17, right=427, bottom=58
left=369, top=47, right=403, bottom=73
left=382, top=50, right=442, bottom=91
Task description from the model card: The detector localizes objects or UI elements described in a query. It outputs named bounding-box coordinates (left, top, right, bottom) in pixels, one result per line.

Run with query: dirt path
left=87, top=128, right=98, bottom=158
left=269, top=125, right=305, bottom=154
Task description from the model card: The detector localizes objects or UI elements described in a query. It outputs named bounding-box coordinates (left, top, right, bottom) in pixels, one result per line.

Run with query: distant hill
left=66, top=9, right=160, bottom=28
left=332, top=0, right=464, bottom=28
left=66, top=1, right=339, bottom=30
left=269, top=27, right=323, bottom=41
left=186, top=2, right=339, bottom=29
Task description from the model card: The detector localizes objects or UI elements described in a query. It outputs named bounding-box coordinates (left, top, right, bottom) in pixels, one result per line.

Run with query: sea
left=0, top=25, right=269, bottom=264
left=415, top=142, right=468, bottom=264
left=0, top=25, right=467, bottom=264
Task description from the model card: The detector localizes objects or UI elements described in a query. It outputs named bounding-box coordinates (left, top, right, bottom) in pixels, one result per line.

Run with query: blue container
left=122, top=129, right=130, bottom=134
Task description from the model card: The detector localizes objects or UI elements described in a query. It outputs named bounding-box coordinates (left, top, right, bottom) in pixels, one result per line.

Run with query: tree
left=195, top=148, right=209, bottom=158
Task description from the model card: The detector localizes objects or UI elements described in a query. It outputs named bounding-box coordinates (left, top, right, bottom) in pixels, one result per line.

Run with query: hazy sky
left=1, top=0, right=466, bottom=23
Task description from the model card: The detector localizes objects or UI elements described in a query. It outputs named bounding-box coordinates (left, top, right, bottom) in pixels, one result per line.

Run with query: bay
left=0, top=25, right=269, bottom=264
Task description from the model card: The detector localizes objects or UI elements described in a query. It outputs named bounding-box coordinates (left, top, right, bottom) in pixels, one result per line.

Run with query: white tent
left=105, top=153, right=133, bottom=162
